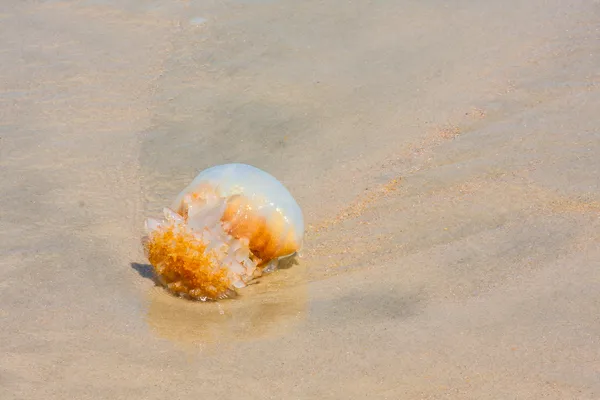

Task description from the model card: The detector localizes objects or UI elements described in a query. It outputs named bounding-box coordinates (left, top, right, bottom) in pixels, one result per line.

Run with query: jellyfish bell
left=143, top=163, right=304, bottom=301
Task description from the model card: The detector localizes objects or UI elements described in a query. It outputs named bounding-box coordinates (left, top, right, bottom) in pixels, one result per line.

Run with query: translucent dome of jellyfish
left=143, top=163, right=304, bottom=301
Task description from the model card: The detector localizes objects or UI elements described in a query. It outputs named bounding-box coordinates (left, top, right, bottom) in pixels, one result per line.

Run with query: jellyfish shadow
left=276, top=253, right=300, bottom=270
left=131, top=262, right=158, bottom=284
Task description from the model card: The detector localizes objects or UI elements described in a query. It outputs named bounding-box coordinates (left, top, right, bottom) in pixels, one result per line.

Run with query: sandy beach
left=1, top=0, right=599, bottom=398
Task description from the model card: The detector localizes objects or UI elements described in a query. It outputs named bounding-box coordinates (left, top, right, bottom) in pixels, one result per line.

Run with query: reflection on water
left=144, top=261, right=308, bottom=347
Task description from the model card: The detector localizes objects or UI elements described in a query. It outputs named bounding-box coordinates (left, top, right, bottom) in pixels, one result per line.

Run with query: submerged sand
left=1, top=0, right=599, bottom=398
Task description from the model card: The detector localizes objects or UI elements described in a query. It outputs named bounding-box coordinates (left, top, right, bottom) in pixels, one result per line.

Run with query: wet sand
left=1, top=0, right=599, bottom=398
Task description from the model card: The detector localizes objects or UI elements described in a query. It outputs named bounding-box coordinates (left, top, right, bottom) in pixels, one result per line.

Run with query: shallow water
left=1, top=0, right=600, bottom=398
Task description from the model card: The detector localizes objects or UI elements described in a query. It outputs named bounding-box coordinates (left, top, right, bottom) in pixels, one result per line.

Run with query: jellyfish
left=143, top=163, right=304, bottom=301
